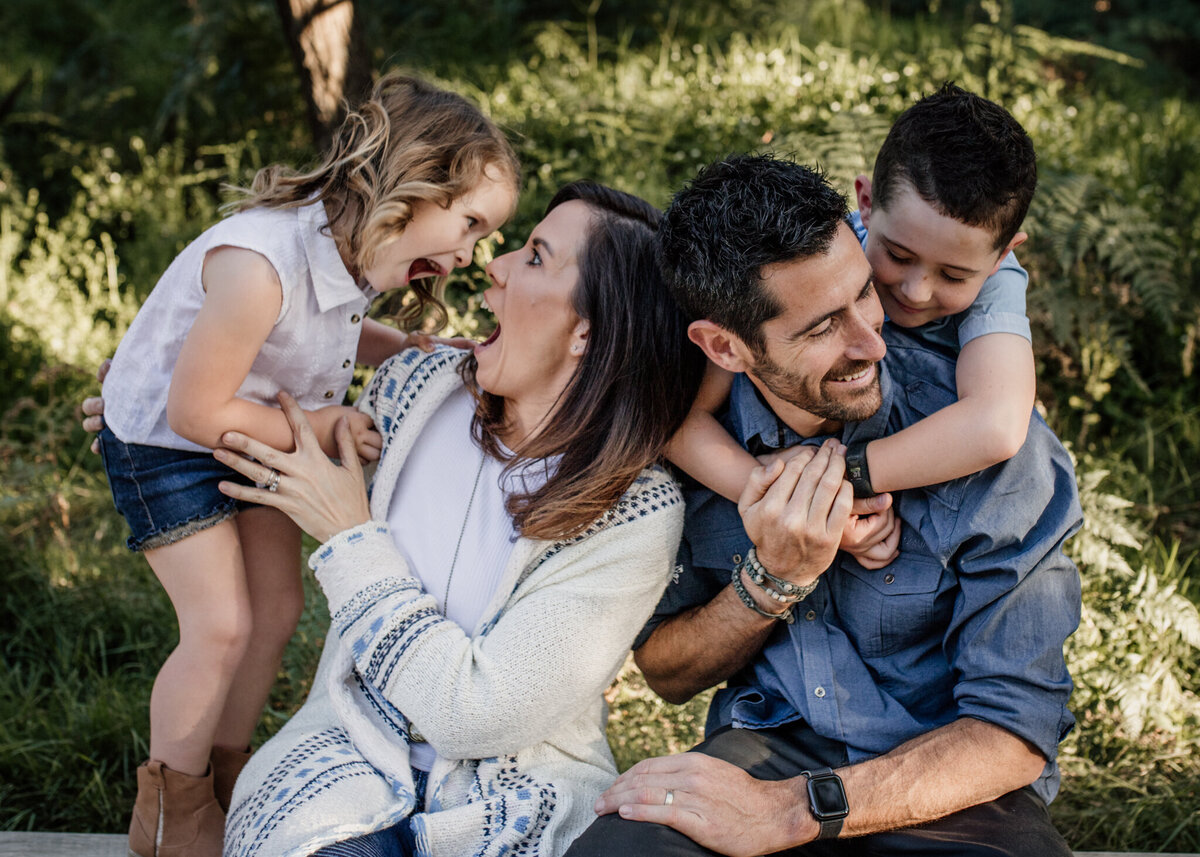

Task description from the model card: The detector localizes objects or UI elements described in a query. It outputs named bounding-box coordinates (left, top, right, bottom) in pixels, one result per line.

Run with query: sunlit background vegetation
left=2, top=0, right=1198, bottom=850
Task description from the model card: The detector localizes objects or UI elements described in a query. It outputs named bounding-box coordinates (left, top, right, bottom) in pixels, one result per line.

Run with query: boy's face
left=854, top=176, right=1025, bottom=329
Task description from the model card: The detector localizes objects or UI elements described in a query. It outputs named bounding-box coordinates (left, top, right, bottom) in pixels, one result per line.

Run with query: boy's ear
left=854, top=174, right=874, bottom=226
left=989, top=230, right=1028, bottom=275
left=688, top=320, right=755, bottom=374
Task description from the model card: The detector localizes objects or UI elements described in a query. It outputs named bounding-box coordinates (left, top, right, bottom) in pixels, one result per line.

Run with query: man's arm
left=637, top=441, right=850, bottom=702
left=594, top=717, right=1045, bottom=857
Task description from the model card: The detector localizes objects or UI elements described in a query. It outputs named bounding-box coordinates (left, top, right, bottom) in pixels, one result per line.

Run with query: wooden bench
left=0, top=833, right=1195, bottom=857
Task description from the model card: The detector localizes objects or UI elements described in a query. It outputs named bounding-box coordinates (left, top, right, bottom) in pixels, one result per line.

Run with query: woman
left=211, top=182, right=704, bottom=857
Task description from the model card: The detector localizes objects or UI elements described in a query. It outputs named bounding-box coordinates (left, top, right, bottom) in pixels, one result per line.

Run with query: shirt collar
left=297, top=198, right=378, bottom=312
left=727, top=360, right=896, bottom=452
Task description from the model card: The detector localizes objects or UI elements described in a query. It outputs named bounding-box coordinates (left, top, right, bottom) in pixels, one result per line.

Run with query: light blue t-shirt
left=849, top=210, right=1030, bottom=353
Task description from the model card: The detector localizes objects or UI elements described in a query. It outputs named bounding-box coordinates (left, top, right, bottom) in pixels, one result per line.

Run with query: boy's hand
left=840, top=493, right=901, bottom=569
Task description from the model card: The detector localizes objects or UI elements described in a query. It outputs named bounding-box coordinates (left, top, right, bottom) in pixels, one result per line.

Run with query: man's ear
left=688, top=320, right=755, bottom=373
left=854, top=174, right=873, bottom=227
left=989, top=230, right=1028, bottom=275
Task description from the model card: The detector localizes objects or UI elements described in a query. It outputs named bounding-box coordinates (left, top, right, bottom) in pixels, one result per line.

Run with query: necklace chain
left=443, top=453, right=487, bottom=616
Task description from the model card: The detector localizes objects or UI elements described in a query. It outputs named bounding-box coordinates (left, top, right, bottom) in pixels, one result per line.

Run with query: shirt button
left=814, top=686, right=826, bottom=698
left=884, top=573, right=895, bottom=584
left=805, top=610, right=816, bottom=621
left=731, top=553, right=742, bottom=565
left=351, top=313, right=361, bottom=323
left=342, top=359, right=352, bottom=369
left=323, top=390, right=335, bottom=399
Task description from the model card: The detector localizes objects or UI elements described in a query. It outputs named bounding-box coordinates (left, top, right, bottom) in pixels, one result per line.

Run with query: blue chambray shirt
left=640, top=326, right=1083, bottom=804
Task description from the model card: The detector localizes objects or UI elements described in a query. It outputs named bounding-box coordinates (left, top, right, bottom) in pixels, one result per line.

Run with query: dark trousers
left=564, top=721, right=1073, bottom=857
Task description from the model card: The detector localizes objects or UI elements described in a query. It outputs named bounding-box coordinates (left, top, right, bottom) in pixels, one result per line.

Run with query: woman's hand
left=215, top=391, right=372, bottom=543
left=81, top=359, right=112, bottom=453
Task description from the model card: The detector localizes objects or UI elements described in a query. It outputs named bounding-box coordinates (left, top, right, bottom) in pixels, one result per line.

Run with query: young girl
left=96, top=74, right=519, bottom=857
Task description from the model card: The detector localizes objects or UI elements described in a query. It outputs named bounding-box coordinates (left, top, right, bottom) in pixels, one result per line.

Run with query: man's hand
left=738, top=438, right=852, bottom=588
left=593, top=754, right=814, bottom=856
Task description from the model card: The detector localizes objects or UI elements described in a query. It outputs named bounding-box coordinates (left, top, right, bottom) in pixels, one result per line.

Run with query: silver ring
left=266, top=469, right=281, bottom=493
left=663, top=789, right=674, bottom=806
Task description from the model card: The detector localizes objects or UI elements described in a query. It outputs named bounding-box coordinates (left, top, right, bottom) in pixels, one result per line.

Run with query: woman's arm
left=861, top=332, right=1034, bottom=493
left=215, top=394, right=683, bottom=759
left=167, top=246, right=364, bottom=458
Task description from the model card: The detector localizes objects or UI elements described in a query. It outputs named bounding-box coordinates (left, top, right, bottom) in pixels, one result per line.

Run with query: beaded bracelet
left=744, top=547, right=820, bottom=602
left=731, top=563, right=794, bottom=623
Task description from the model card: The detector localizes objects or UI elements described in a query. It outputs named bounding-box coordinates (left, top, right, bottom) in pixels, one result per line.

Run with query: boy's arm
left=664, top=363, right=759, bottom=503
left=863, top=332, right=1034, bottom=493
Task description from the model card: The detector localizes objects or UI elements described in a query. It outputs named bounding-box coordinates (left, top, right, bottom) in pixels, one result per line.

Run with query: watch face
left=809, top=774, right=849, bottom=819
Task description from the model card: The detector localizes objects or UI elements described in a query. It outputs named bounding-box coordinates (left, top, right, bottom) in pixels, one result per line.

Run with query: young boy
left=667, top=83, right=1036, bottom=564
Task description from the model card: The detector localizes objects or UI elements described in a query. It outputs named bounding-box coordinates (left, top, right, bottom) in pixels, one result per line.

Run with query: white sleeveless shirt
left=102, top=200, right=377, bottom=452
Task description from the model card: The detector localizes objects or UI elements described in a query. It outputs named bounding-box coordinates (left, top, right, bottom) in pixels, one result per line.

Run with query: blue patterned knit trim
left=367, top=605, right=442, bottom=688
left=371, top=347, right=463, bottom=440
left=333, top=576, right=422, bottom=634
left=226, top=728, right=412, bottom=857
left=473, top=758, right=558, bottom=857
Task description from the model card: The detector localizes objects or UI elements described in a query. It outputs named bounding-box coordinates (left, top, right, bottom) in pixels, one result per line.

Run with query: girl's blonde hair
left=227, top=73, right=519, bottom=329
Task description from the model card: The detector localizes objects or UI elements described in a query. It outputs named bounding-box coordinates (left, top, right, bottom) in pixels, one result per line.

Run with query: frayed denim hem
left=131, top=505, right=239, bottom=552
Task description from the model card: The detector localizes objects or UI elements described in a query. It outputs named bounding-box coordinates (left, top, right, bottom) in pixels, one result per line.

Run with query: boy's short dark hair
left=872, top=82, right=1036, bottom=249
left=657, top=153, right=848, bottom=353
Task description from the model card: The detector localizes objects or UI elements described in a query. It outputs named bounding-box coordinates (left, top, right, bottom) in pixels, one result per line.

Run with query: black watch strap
left=844, top=441, right=875, bottom=498
left=801, top=767, right=848, bottom=840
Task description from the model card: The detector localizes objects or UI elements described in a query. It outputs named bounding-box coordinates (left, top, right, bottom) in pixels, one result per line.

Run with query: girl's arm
left=863, top=332, right=1034, bottom=493
left=357, top=318, right=476, bottom=366
left=665, top=362, right=761, bottom=503
left=166, top=246, right=363, bottom=458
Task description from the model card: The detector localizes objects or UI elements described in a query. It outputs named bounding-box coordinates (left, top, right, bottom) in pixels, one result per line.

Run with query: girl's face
left=360, top=169, right=516, bottom=292
left=474, top=200, right=592, bottom=439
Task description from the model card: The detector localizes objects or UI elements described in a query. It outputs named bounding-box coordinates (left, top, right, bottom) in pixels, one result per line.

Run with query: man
left=564, top=154, right=1082, bottom=856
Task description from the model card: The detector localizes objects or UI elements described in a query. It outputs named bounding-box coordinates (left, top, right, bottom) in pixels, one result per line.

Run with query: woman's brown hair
left=225, top=73, right=519, bottom=330
left=462, top=182, right=705, bottom=541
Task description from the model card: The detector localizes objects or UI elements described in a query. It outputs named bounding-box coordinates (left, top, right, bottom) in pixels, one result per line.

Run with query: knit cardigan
left=224, top=346, right=685, bottom=857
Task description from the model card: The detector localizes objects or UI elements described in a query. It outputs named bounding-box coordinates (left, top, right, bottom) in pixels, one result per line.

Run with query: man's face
left=743, top=223, right=887, bottom=434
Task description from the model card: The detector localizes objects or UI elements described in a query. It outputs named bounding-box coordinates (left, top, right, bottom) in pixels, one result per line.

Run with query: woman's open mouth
left=477, top=324, right=501, bottom=348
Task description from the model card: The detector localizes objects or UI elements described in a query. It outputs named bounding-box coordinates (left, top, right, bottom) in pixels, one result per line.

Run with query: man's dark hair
left=872, top=82, right=1036, bottom=249
left=656, top=153, right=849, bottom=353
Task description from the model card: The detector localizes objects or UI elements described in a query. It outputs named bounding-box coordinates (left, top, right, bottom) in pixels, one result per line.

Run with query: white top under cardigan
left=224, top=346, right=686, bottom=857
left=387, top=386, right=546, bottom=772
left=103, top=200, right=375, bottom=451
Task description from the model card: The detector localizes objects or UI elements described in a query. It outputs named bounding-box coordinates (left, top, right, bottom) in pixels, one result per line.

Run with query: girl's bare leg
left=143, top=519, right=252, bottom=776
left=212, top=505, right=304, bottom=751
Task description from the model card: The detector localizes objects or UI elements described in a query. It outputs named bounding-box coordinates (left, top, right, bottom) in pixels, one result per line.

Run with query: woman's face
left=474, top=200, right=592, bottom=436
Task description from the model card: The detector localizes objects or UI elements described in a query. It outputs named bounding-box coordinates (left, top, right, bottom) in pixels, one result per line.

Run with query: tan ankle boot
left=127, top=759, right=225, bottom=857
left=209, top=745, right=251, bottom=814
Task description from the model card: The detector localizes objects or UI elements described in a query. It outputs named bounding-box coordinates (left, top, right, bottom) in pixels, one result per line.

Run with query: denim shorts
left=97, top=424, right=254, bottom=552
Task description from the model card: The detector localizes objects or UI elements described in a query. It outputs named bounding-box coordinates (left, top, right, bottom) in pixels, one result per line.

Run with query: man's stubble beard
left=750, top=351, right=882, bottom=425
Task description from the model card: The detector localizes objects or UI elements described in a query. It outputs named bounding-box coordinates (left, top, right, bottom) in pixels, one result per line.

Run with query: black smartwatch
left=801, top=767, right=848, bottom=840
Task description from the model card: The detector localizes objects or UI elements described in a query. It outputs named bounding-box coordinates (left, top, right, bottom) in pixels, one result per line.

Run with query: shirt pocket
left=689, top=526, right=753, bottom=575
left=833, top=553, right=945, bottom=659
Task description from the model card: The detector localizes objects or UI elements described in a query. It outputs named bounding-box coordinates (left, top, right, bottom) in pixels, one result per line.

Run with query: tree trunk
left=274, top=0, right=372, bottom=149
